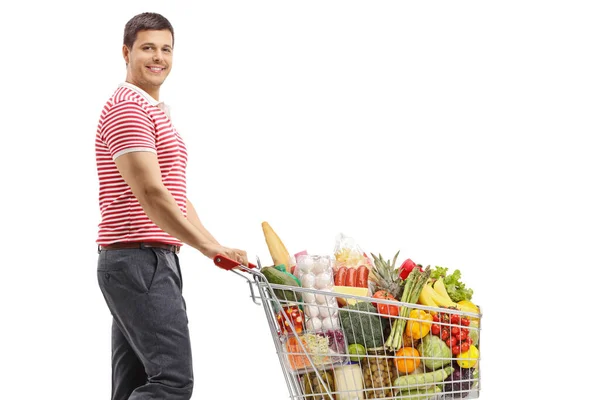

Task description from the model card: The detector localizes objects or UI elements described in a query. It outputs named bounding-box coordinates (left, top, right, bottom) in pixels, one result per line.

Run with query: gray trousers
left=97, top=247, right=194, bottom=400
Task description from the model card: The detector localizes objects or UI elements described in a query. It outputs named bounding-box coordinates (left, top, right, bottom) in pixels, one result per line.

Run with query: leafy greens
left=430, top=266, right=473, bottom=302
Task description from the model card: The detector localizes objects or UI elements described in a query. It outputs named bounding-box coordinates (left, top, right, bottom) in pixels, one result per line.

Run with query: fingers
left=219, top=247, right=248, bottom=265
left=234, top=249, right=248, bottom=265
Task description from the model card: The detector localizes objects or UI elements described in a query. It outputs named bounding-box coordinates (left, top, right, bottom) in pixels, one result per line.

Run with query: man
left=95, top=12, right=248, bottom=400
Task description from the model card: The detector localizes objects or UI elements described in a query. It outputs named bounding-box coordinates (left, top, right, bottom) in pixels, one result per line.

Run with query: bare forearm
left=138, top=187, right=218, bottom=257
left=186, top=199, right=221, bottom=246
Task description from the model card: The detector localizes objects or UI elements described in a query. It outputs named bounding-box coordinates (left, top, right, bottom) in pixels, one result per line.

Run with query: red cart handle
left=213, top=254, right=257, bottom=271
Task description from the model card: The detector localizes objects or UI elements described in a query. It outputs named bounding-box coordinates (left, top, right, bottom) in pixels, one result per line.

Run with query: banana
left=421, top=284, right=458, bottom=308
left=418, top=285, right=439, bottom=307
left=433, top=279, right=455, bottom=304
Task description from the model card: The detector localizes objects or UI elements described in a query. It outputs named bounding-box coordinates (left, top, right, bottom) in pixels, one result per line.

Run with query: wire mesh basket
left=214, top=255, right=482, bottom=400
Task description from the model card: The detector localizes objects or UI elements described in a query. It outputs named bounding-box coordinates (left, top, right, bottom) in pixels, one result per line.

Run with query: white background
left=1, top=1, right=598, bottom=399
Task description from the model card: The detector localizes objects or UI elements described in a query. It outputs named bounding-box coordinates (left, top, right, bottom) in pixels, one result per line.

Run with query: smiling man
left=94, top=12, right=248, bottom=400
left=121, top=23, right=171, bottom=100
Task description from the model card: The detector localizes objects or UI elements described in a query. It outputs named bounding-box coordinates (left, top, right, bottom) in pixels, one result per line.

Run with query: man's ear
left=122, top=45, right=130, bottom=65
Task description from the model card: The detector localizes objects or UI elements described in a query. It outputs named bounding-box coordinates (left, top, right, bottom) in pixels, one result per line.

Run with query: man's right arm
left=114, top=151, right=220, bottom=257
left=101, top=99, right=247, bottom=264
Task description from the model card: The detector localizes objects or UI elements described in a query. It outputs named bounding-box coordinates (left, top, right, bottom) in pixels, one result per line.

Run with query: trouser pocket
left=97, top=248, right=159, bottom=295
left=140, top=248, right=160, bottom=292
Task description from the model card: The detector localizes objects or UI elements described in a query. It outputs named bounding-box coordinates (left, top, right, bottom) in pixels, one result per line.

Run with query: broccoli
left=339, top=302, right=388, bottom=349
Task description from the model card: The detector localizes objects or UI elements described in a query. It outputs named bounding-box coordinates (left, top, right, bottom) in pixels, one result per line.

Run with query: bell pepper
left=457, top=344, right=479, bottom=368
left=405, top=309, right=433, bottom=340
left=277, top=305, right=305, bottom=334
left=398, top=259, right=424, bottom=280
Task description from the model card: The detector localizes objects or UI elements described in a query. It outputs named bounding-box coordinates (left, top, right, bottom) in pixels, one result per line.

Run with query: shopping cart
left=214, top=254, right=482, bottom=400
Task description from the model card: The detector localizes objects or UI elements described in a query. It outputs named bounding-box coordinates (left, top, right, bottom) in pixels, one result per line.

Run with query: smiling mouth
left=147, top=66, right=166, bottom=73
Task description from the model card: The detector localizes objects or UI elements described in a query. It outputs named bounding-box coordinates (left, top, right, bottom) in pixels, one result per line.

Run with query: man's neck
left=125, top=79, right=160, bottom=101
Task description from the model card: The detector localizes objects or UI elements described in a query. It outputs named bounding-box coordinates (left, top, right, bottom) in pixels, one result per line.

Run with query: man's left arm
left=186, top=198, right=221, bottom=246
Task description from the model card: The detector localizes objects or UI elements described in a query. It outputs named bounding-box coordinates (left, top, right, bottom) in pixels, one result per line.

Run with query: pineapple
left=369, top=251, right=405, bottom=299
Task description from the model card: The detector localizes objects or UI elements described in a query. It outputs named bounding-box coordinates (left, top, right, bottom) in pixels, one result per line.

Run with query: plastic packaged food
left=295, top=254, right=340, bottom=331
left=283, top=332, right=331, bottom=371
left=361, top=347, right=399, bottom=399
left=276, top=304, right=305, bottom=334
left=333, top=364, right=364, bottom=400
left=301, top=369, right=335, bottom=400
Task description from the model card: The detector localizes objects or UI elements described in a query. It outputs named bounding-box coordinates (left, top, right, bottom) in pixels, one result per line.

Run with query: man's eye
left=143, top=46, right=153, bottom=51
left=163, top=48, right=172, bottom=53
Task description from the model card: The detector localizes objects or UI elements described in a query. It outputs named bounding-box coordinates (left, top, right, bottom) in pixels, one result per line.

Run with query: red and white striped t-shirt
left=95, top=82, right=188, bottom=246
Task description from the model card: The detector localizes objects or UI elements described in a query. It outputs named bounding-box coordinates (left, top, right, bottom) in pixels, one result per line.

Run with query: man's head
left=122, top=12, right=174, bottom=100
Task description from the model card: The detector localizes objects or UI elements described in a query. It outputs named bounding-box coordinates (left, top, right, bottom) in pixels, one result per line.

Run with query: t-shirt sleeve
left=100, top=100, right=157, bottom=160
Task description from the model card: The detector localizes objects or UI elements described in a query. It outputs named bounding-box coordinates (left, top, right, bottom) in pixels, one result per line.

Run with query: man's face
left=123, top=29, right=173, bottom=97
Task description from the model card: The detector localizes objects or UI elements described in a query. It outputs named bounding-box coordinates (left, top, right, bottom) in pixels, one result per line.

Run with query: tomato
left=432, top=314, right=440, bottom=323
left=441, top=329, right=450, bottom=341
left=430, top=324, right=441, bottom=336
left=373, top=290, right=394, bottom=301
left=460, top=317, right=470, bottom=327
left=438, top=312, right=450, bottom=325
left=460, top=341, right=470, bottom=353
left=346, top=268, right=357, bottom=287
left=451, top=326, right=460, bottom=336
left=356, top=265, right=369, bottom=288
left=465, top=336, right=473, bottom=346
left=379, top=303, right=399, bottom=318
left=372, top=290, right=400, bottom=318
left=452, top=345, right=461, bottom=356
left=458, top=330, right=468, bottom=341
left=447, top=336, right=457, bottom=347
left=450, top=314, right=460, bottom=325
left=334, top=267, right=347, bottom=286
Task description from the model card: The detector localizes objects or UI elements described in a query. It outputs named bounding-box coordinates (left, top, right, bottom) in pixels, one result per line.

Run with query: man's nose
left=152, top=50, right=165, bottom=62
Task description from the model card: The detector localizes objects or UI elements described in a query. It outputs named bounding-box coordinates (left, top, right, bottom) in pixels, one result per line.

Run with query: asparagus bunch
left=384, top=265, right=431, bottom=350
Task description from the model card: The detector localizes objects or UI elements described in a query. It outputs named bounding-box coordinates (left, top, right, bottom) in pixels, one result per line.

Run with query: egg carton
left=294, top=254, right=340, bottom=332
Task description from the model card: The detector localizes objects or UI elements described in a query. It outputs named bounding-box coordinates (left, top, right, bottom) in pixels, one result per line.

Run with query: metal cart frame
left=214, top=255, right=481, bottom=400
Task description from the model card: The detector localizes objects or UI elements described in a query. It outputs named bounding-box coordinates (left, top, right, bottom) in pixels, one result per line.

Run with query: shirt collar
left=118, top=82, right=171, bottom=117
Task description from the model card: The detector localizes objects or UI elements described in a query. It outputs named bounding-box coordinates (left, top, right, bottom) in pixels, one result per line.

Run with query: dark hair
left=123, top=12, right=174, bottom=49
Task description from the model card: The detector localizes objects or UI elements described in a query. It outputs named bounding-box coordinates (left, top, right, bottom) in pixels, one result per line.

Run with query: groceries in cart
left=217, top=223, right=483, bottom=400
left=295, top=254, right=340, bottom=332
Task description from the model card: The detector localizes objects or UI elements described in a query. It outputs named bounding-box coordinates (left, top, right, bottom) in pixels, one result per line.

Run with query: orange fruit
left=395, top=347, right=421, bottom=374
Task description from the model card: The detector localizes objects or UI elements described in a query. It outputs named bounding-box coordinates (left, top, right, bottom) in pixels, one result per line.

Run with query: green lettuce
left=418, top=334, right=452, bottom=370
left=430, top=266, right=473, bottom=302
